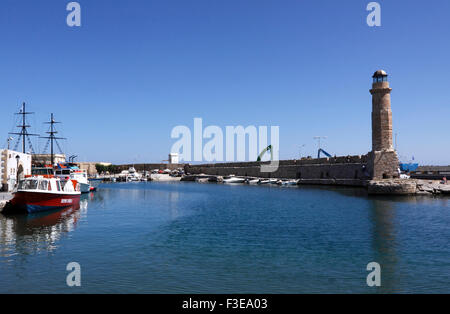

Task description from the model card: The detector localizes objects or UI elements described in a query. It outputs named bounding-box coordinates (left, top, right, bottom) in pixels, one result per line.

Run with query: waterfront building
left=169, top=153, right=179, bottom=164
left=0, top=149, right=32, bottom=192
left=78, top=162, right=112, bottom=176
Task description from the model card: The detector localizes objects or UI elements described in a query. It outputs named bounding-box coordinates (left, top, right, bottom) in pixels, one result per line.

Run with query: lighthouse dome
left=373, top=70, right=388, bottom=78
left=372, top=70, right=388, bottom=83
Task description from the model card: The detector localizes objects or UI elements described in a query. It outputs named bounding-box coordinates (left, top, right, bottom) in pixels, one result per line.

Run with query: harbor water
left=0, top=182, right=449, bottom=293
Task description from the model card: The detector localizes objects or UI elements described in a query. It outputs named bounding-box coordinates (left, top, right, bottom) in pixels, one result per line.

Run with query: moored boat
left=4, top=176, right=81, bottom=214
left=259, top=179, right=277, bottom=185
left=55, top=163, right=90, bottom=193
left=223, top=177, right=246, bottom=184
left=247, top=178, right=260, bottom=185
left=277, top=179, right=299, bottom=186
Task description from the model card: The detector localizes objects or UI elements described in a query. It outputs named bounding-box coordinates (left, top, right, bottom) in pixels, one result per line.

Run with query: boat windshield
left=38, top=180, right=49, bottom=191
left=18, top=179, right=38, bottom=190
left=18, top=179, right=51, bottom=191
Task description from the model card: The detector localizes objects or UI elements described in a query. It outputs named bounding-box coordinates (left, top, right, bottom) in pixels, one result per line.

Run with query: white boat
left=55, top=164, right=91, bottom=193
left=247, top=179, right=260, bottom=185
left=119, top=167, right=142, bottom=182
left=277, top=180, right=298, bottom=186
left=223, top=177, right=246, bottom=184
left=259, top=179, right=277, bottom=185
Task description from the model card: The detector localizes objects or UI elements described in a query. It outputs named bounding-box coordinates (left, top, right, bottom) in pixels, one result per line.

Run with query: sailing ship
left=39, top=114, right=96, bottom=193
left=3, top=109, right=82, bottom=214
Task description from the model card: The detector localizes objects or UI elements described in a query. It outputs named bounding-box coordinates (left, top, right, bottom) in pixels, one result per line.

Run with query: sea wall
left=185, top=155, right=370, bottom=185
left=117, top=163, right=186, bottom=172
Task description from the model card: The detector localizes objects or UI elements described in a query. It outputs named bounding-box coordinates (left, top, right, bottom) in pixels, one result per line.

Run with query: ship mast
left=8, top=102, right=39, bottom=153
left=40, top=113, right=66, bottom=166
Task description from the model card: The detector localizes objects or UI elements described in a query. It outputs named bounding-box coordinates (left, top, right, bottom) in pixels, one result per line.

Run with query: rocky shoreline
left=368, top=179, right=450, bottom=195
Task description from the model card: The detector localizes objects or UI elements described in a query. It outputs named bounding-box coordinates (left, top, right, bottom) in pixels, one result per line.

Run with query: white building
left=169, top=153, right=179, bottom=164
left=0, top=150, right=32, bottom=192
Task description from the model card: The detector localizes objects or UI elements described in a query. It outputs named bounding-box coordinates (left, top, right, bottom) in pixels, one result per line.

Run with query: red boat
left=5, top=176, right=81, bottom=214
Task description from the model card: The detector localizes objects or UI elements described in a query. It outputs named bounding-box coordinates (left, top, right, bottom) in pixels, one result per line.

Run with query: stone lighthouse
left=368, top=70, right=399, bottom=180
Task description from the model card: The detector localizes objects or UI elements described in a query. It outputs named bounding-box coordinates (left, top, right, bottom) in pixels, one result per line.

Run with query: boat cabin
left=18, top=177, right=80, bottom=193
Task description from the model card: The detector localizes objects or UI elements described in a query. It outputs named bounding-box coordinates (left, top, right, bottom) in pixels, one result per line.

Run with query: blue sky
left=0, top=0, right=449, bottom=165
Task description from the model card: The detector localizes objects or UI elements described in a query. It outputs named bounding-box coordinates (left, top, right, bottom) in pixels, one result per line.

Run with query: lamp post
left=15, top=155, right=20, bottom=187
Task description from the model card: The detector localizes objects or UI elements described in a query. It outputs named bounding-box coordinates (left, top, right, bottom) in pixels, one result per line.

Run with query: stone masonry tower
left=371, top=70, right=393, bottom=151
left=368, top=70, right=399, bottom=180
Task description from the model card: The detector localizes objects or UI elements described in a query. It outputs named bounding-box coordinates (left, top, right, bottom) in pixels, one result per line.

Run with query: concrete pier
left=0, top=193, right=13, bottom=212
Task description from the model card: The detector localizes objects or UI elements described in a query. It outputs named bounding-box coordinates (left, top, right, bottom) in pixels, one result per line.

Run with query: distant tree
left=109, top=165, right=118, bottom=174
left=95, top=164, right=105, bottom=174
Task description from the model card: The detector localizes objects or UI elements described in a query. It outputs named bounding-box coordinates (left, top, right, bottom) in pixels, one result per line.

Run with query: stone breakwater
left=368, top=179, right=450, bottom=195
left=182, top=174, right=449, bottom=196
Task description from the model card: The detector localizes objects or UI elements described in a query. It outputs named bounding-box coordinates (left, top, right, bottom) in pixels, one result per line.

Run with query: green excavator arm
left=257, top=145, right=273, bottom=162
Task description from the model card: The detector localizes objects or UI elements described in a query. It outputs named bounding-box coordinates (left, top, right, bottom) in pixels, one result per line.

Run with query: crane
left=314, top=136, right=333, bottom=159
left=257, top=145, right=273, bottom=162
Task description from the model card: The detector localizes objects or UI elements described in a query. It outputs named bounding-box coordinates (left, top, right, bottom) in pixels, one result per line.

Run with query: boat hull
left=223, top=178, right=246, bottom=184
left=79, top=182, right=91, bottom=193
left=8, top=191, right=81, bottom=214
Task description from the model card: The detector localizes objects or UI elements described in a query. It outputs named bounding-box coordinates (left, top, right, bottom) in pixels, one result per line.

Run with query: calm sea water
left=0, top=182, right=449, bottom=293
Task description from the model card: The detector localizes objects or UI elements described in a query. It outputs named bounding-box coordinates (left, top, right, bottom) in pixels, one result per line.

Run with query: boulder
left=437, top=185, right=450, bottom=194
left=368, top=179, right=417, bottom=195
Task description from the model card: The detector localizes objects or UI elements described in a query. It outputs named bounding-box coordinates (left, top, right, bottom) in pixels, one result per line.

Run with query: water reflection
left=0, top=195, right=90, bottom=259
left=368, top=199, right=398, bottom=293
left=100, top=183, right=184, bottom=220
